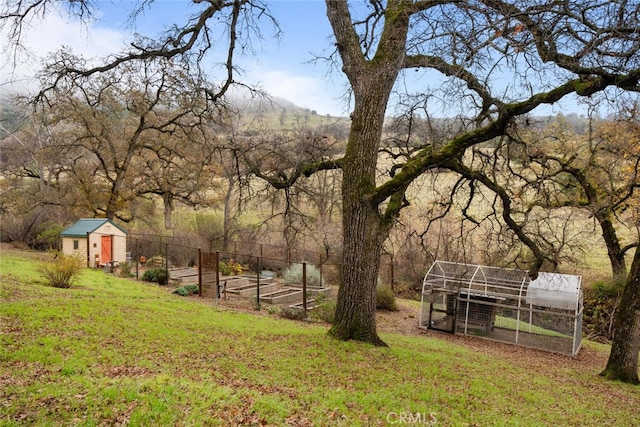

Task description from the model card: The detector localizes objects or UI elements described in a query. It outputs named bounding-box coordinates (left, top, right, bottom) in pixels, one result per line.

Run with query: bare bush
left=39, top=252, right=84, bottom=288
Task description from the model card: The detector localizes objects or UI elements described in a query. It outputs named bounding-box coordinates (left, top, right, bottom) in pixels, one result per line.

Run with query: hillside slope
left=1, top=248, right=638, bottom=425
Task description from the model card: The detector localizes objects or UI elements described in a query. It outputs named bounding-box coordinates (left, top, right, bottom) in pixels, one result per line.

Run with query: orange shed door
left=101, top=235, right=112, bottom=264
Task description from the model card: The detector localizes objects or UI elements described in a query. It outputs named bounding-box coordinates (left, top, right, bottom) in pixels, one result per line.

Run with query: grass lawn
left=494, top=315, right=569, bottom=338
left=1, top=248, right=639, bottom=426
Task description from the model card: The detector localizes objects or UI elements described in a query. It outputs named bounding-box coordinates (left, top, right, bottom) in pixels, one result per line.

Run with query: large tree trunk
left=222, top=176, right=235, bottom=253
left=329, top=195, right=386, bottom=345
left=163, top=192, right=173, bottom=230
left=328, top=84, right=391, bottom=345
left=325, top=0, right=409, bottom=345
left=562, top=166, right=628, bottom=282
left=601, top=246, right=640, bottom=384
left=595, top=209, right=627, bottom=283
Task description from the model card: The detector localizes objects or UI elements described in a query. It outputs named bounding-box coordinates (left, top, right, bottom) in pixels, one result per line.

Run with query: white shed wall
left=61, top=237, right=88, bottom=261
left=93, top=222, right=127, bottom=239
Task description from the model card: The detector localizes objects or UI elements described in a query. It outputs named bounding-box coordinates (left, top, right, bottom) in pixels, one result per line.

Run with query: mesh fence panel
left=422, top=261, right=583, bottom=356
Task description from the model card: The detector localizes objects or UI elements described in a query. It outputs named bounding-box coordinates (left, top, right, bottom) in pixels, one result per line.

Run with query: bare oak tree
left=516, top=112, right=640, bottom=283
left=32, top=56, right=223, bottom=222
left=321, top=1, right=639, bottom=349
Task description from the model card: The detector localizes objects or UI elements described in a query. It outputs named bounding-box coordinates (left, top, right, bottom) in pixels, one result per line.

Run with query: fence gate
left=426, top=290, right=457, bottom=333
left=199, top=251, right=219, bottom=298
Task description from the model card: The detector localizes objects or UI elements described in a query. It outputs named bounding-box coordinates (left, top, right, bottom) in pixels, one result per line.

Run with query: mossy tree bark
left=598, top=209, right=628, bottom=285
left=326, top=0, right=409, bottom=345
left=601, top=246, right=640, bottom=384
left=561, top=165, right=628, bottom=283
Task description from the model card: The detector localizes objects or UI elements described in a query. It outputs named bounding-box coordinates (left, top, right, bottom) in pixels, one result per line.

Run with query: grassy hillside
left=1, top=249, right=638, bottom=426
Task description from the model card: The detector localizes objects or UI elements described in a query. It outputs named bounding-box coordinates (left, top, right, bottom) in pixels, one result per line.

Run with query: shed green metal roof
left=60, top=218, right=127, bottom=237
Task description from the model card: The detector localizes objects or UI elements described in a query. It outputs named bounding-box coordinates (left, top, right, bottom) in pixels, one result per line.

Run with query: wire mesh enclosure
left=419, top=261, right=583, bottom=356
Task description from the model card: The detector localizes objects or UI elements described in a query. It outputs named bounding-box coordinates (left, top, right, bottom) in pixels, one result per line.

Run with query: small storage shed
left=419, top=260, right=583, bottom=356
left=61, top=218, right=128, bottom=268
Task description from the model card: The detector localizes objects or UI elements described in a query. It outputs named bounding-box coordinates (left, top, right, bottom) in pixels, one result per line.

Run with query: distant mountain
left=0, top=100, right=24, bottom=134
left=230, top=92, right=304, bottom=112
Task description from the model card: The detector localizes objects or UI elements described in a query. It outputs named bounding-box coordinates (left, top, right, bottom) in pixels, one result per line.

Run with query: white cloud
left=253, top=69, right=350, bottom=117
left=1, top=13, right=126, bottom=96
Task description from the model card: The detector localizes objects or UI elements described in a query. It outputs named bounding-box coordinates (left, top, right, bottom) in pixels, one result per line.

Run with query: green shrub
left=141, top=269, right=157, bottom=282
left=142, top=268, right=170, bottom=285
left=219, top=260, right=243, bottom=276
left=145, top=256, right=166, bottom=268
left=156, top=269, right=169, bottom=285
left=173, top=287, right=188, bottom=296
left=266, top=305, right=280, bottom=315
left=583, top=280, right=622, bottom=341
left=118, top=261, right=132, bottom=278
left=278, top=306, right=306, bottom=320
left=590, top=280, right=624, bottom=299
left=309, top=298, right=336, bottom=323
left=376, top=283, right=398, bottom=311
left=172, top=284, right=200, bottom=296
left=282, top=262, right=323, bottom=287
left=36, top=222, right=64, bottom=250
left=185, top=284, right=199, bottom=294
left=39, top=252, right=84, bottom=288
left=219, top=261, right=231, bottom=275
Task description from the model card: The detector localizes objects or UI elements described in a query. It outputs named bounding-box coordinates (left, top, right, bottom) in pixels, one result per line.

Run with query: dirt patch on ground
left=375, top=299, right=424, bottom=336
left=375, top=299, right=609, bottom=373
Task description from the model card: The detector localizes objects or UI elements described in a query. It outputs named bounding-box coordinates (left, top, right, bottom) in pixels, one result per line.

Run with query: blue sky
left=0, top=0, right=590, bottom=117
left=0, top=0, right=352, bottom=116
left=237, top=1, right=352, bottom=115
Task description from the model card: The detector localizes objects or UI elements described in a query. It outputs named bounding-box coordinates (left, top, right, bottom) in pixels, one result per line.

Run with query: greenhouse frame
left=419, top=260, right=583, bottom=356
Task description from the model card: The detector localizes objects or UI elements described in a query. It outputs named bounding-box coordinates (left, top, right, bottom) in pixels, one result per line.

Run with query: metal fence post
left=390, top=254, right=395, bottom=292
left=198, top=248, right=202, bottom=297
left=255, top=256, right=261, bottom=310
left=135, top=238, right=139, bottom=279
left=215, top=251, right=220, bottom=299
left=303, top=262, right=307, bottom=315
left=318, top=253, right=323, bottom=288
left=165, top=242, right=169, bottom=285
